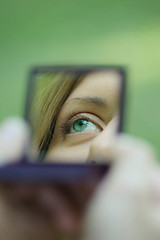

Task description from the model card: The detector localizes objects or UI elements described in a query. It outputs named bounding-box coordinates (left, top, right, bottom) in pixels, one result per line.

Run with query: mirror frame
left=0, top=66, right=127, bottom=184
left=25, top=65, right=126, bottom=162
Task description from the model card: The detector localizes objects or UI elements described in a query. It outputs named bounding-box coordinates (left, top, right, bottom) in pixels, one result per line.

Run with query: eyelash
left=59, top=112, right=101, bottom=136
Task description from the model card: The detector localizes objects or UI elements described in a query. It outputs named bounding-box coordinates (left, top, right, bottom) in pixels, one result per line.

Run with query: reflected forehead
left=67, top=70, right=120, bottom=100
left=83, top=70, right=120, bottom=83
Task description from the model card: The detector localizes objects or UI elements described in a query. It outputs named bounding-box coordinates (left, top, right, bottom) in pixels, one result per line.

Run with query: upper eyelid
left=65, top=110, right=105, bottom=124
left=68, top=113, right=90, bottom=124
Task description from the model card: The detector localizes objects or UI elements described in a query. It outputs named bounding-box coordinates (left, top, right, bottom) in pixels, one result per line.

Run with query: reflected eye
left=70, top=119, right=101, bottom=133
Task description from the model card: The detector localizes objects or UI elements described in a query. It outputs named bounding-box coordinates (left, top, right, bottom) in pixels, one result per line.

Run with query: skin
left=47, top=70, right=121, bottom=162
left=0, top=118, right=160, bottom=240
left=82, top=135, right=160, bottom=240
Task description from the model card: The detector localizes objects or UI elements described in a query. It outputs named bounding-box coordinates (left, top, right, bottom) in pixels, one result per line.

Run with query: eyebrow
left=66, top=97, right=107, bottom=107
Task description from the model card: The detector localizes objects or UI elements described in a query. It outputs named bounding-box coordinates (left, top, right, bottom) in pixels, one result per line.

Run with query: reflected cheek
left=46, top=143, right=92, bottom=163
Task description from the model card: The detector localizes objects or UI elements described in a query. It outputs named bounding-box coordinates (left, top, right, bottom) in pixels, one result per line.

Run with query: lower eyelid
left=63, top=131, right=100, bottom=145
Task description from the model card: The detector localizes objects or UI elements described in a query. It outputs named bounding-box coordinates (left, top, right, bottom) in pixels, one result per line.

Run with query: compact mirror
left=26, top=66, right=125, bottom=163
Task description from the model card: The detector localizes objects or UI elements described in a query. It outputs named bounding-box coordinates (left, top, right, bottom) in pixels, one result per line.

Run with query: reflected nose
left=87, top=118, right=118, bottom=163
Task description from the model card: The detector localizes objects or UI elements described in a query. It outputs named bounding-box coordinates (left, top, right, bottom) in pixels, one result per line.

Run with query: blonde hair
left=30, top=71, right=87, bottom=156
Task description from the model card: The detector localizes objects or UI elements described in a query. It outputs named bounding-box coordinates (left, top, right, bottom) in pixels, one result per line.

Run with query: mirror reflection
left=28, top=68, right=124, bottom=163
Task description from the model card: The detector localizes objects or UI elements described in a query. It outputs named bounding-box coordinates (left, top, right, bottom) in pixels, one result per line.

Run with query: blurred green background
left=0, top=0, right=160, bottom=156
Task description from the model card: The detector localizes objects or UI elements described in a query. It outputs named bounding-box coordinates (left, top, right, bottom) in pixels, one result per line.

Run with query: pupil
left=79, top=120, right=85, bottom=125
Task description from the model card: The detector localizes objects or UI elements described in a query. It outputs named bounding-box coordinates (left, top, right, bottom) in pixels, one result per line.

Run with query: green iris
left=73, top=119, right=89, bottom=132
left=70, top=119, right=100, bottom=133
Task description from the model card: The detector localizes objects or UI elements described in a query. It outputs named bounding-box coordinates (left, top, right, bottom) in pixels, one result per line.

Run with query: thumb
left=0, top=117, right=30, bottom=164
left=83, top=134, right=158, bottom=240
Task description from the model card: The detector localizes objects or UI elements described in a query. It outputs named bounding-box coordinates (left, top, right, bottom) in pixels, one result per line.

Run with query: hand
left=82, top=134, right=160, bottom=240
left=1, top=118, right=160, bottom=240
left=0, top=118, right=97, bottom=240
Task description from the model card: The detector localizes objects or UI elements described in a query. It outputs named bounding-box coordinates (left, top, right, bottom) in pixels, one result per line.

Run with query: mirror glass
left=27, top=67, right=125, bottom=163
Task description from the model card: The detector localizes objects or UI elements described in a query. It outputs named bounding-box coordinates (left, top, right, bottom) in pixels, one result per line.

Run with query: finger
left=0, top=185, right=59, bottom=240
left=87, top=116, right=118, bottom=163
left=0, top=117, right=30, bottom=164
left=83, top=134, right=158, bottom=240
left=92, top=134, right=158, bottom=216
left=1, top=182, right=93, bottom=238
left=108, top=134, right=157, bottom=190
left=35, top=185, right=81, bottom=237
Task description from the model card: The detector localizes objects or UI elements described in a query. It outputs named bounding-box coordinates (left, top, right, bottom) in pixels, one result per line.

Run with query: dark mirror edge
left=0, top=162, right=110, bottom=184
